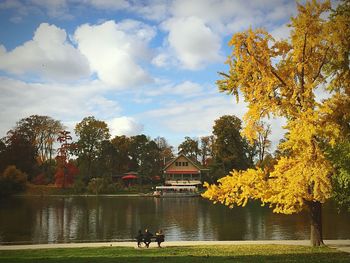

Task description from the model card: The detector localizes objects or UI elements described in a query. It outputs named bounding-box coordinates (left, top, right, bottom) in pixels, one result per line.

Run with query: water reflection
left=0, top=196, right=349, bottom=244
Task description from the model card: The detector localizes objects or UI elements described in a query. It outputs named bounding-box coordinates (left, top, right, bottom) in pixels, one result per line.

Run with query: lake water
left=0, top=196, right=349, bottom=244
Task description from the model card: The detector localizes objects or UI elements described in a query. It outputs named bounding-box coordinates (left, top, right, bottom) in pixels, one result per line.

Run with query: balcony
left=165, top=180, right=202, bottom=186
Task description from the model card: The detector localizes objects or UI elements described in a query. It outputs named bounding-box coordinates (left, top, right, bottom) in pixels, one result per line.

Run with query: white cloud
left=143, top=81, right=203, bottom=98
left=29, top=0, right=72, bottom=19
left=142, top=93, right=285, bottom=150
left=169, top=0, right=290, bottom=35
left=171, top=81, right=203, bottom=97
left=74, top=20, right=154, bottom=88
left=144, top=96, right=246, bottom=134
left=162, top=16, right=222, bottom=69
left=131, top=0, right=170, bottom=21
left=149, top=0, right=302, bottom=70
left=152, top=53, right=171, bottom=68
left=0, top=23, right=91, bottom=81
left=170, top=0, right=244, bottom=29
left=0, top=77, right=118, bottom=137
left=84, top=0, right=130, bottom=10
left=271, top=23, right=291, bottom=41
left=108, top=116, right=144, bottom=137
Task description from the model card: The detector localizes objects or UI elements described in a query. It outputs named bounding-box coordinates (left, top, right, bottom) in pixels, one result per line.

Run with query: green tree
left=96, top=140, right=116, bottom=178
left=75, top=116, right=110, bottom=182
left=129, top=135, right=162, bottom=182
left=212, top=115, right=250, bottom=174
left=14, top=115, right=63, bottom=163
left=178, top=137, right=201, bottom=161
left=111, top=135, right=132, bottom=174
left=0, top=131, right=38, bottom=180
left=326, top=138, right=350, bottom=211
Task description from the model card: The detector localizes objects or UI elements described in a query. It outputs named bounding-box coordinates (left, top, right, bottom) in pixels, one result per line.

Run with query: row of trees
left=0, top=115, right=175, bottom=191
left=0, top=112, right=272, bottom=194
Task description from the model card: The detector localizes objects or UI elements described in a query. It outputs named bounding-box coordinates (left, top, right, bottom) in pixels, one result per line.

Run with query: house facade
left=163, top=154, right=203, bottom=186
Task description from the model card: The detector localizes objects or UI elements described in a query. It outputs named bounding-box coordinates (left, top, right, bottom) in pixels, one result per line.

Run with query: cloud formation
left=108, top=116, right=144, bottom=137
left=0, top=77, right=119, bottom=136
left=0, top=23, right=91, bottom=81
left=74, top=20, right=154, bottom=88
left=144, top=96, right=246, bottom=134
left=162, top=16, right=222, bottom=69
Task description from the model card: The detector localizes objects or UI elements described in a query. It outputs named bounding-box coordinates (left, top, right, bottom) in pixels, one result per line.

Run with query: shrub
left=0, top=165, right=27, bottom=196
left=72, top=179, right=86, bottom=194
left=87, top=178, right=104, bottom=195
left=87, top=177, right=117, bottom=194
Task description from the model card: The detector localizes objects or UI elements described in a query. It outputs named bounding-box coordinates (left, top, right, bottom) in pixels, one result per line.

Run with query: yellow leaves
left=203, top=106, right=336, bottom=215
left=263, top=149, right=332, bottom=214
left=202, top=168, right=268, bottom=209
left=211, top=0, right=349, bottom=216
left=279, top=108, right=340, bottom=154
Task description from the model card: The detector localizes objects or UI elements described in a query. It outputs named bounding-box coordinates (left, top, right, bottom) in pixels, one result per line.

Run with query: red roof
left=122, top=175, right=138, bottom=180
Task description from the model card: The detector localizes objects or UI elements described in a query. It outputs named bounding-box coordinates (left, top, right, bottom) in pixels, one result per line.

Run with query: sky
left=0, top=0, right=329, bottom=150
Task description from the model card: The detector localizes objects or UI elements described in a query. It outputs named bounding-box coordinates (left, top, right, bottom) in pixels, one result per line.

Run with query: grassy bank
left=0, top=245, right=348, bottom=263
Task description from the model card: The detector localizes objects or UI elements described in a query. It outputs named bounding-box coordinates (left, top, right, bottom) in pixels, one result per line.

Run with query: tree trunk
left=308, top=201, right=324, bottom=247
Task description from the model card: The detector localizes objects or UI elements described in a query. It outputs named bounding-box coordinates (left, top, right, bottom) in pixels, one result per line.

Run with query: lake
left=0, top=196, right=349, bottom=244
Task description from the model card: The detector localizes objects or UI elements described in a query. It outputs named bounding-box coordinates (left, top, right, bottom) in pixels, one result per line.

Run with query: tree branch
left=244, top=43, right=288, bottom=87
left=300, top=32, right=307, bottom=94
left=312, top=46, right=330, bottom=83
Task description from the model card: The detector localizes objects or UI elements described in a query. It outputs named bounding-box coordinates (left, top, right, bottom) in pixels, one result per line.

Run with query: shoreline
left=1, top=240, right=350, bottom=253
left=14, top=194, right=150, bottom=197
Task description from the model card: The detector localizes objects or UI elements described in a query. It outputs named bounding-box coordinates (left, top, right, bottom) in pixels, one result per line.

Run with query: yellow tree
left=203, top=0, right=350, bottom=246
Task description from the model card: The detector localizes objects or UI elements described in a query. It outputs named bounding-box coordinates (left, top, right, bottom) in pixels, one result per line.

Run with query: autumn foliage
left=203, top=0, right=350, bottom=246
left=54, top=131, right=78, bottom=188
left=54, top=161, right=79, bottom=188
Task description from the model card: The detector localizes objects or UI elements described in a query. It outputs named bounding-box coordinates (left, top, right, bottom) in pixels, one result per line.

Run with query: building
left=163, top=154, right=204, bottom=187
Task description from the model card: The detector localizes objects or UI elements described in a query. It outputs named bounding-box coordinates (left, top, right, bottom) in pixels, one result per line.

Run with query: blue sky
left=0, top=0, right=326, bottom=149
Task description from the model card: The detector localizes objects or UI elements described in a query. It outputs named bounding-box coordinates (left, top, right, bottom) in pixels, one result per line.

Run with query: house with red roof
left=163, top=154, right=205, bottom=187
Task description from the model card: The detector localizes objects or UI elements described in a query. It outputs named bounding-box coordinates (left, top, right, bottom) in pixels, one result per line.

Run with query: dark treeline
left=0, top=114, right=271, bottom=195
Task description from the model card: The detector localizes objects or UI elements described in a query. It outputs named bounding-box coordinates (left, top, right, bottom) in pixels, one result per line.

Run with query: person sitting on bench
left=155, top=229, right=165, bottom=248
left=136, top=229, right=143, bottom=248
left=143, top=228, right=153, bottom=248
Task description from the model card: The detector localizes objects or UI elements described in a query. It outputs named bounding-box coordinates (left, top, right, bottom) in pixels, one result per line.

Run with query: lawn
left=0, top=245, right=349, bottom=263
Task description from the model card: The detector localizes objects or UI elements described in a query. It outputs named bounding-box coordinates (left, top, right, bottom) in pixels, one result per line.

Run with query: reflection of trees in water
left=1, top=197, right=350, bottom=243
left=0, top=197, right=37, bottom=243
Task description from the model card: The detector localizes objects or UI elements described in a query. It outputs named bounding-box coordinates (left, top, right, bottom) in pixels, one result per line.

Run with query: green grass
left=0, top=245, right=349, bottom=263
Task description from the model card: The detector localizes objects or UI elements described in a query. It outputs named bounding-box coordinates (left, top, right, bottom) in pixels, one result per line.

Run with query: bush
left=32, top=173, right=47, bottom=185
left=72, top=179, right=86, bottom=194
left=87, top=178, right=104, bottom=194
left=0, top=165, right=27, bottom=196
left=87, top=177, right=117, bottom=194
